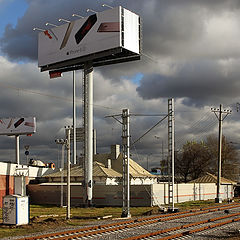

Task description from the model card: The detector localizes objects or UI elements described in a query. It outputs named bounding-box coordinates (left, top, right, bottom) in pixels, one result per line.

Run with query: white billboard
left=38, top=6, right=141, bottom=71
left=0, top=117, right=36, bottom=135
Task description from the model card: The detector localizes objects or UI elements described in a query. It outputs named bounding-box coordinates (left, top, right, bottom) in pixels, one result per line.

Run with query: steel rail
left=124, top=213, right=240, bottom=240
left=18, top=203, right=240, bottom=240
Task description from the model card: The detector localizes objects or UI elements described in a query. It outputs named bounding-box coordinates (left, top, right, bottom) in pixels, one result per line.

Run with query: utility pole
left=121, top=109, right=131, bottom=218
left=55, top=138, right=66, bottom=207
left=105, top=109, right=131, bottom=218
left=211, top=105, right=231, bottom=203
left=60, top=143, right=65, bottom=207
left=168, top=98, right=175, bottom=211
left=105, top=110, right=170, bottom=217
left=65, top=127, right=71, bottom=219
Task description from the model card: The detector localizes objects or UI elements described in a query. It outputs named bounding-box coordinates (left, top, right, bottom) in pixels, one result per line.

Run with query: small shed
left=190, top=172, right=236, bottom=200
left=190, top=172, right=237, bottom=185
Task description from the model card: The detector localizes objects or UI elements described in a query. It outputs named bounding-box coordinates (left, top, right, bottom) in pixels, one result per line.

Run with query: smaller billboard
left=0, top=117, right=36, bottom=136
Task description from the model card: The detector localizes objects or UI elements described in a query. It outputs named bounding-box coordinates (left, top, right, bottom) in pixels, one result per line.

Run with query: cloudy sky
left=0, top=0, right=240, bottom=170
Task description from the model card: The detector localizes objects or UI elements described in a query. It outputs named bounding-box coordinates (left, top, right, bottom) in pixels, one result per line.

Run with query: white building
left=44, top=145, right=157, bottom=185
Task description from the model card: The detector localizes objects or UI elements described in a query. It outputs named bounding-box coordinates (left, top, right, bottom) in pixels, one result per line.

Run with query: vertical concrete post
left=84, top=62, right=93, bottom=207
left=73, top=70, right=76, bottom=165
left=66, top=128, right=71, bottom=219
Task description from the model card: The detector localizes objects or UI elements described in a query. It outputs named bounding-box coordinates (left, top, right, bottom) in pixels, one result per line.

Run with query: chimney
left=111, top=145, right=120, bottom=160
left=107, top=159, right=111, bottom=169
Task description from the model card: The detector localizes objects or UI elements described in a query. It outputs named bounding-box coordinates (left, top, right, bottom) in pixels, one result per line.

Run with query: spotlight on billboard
left=38, top=6, right=141, bottom=72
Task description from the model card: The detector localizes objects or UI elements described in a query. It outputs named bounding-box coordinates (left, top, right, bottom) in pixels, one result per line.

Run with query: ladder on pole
left=168, top=98, right=175, bottom=209
left=121, top=109, right=131, bottom=218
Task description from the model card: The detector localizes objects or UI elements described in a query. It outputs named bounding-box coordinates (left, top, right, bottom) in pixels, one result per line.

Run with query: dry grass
left=0, top=200, right=238, bottom=239
left=0, top=205, right=158, bottom=238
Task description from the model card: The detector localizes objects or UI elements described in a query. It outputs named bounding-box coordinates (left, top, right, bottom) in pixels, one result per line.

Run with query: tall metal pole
left=66, top=128, right=71, bottom=219
left=73, top=70, right=76, bottom=165
left=15, top=135, right=20, bottom=166
left=60, top=144, right=65, bottom=207
left=121, top=109, right=131, bottom=218
left=216, top=104, right=222, bottom=203
left=168, top=98, right=175, bottom=210
left=171, top=100, right=175, bottom=210
left=84, top=62, right=93, bottom=207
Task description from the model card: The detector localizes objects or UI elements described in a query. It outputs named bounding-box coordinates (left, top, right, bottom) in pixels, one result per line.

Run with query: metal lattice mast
left=168, top=98, right=175, bottom=209
left=121, top=109, right=131, bottom=218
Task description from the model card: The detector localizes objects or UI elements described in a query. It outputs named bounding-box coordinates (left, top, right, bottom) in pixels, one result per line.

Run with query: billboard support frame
left=37, top=6, right=141, bottom=212
left=83, top=62, right=94, bottom=207
left=45, top=47, right=140, bottom=73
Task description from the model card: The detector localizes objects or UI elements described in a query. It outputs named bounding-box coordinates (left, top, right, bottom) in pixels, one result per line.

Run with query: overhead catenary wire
left=0, top=82, right=121, bottom=111
left=131, top=113, right=170, bottom=147
left=175, top=112, right=218, bottom=148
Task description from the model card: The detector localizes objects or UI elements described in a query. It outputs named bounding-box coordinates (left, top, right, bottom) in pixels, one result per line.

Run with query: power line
left=0, top=82, right=72, bottom=102
left=0, top=82, right=120, bottom=111
left=131, top=113, right=170, bottom=146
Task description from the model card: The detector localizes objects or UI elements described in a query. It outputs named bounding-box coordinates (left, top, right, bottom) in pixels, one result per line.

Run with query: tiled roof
left=44, top=145, right=156, bottom=178
left=44, top=161, right=121, bottom=178
left=95, top=152, right=156, bottom=178
left=44, top=149, right=156, bottom=179
left=190, top=172, right=237, bottom=185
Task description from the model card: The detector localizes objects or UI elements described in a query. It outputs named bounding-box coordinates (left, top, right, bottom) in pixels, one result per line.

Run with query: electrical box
left=2, top=195, right=29, bottom=225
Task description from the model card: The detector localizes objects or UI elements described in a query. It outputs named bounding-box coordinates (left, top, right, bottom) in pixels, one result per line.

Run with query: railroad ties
left=18, top=203, right=240, bottom=240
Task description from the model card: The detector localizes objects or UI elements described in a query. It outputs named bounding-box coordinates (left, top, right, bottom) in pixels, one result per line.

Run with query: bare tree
left=175, top=135, right=239, bottom=182
left=206, top=135, right=239, bottom=181
left=175, top=141, right=211, bottom=182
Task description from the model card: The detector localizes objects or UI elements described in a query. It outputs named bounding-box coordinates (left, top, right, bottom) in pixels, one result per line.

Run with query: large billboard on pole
left=38, top=6, right=141, bottom=72
left=0, top=117, right=36, bottom=135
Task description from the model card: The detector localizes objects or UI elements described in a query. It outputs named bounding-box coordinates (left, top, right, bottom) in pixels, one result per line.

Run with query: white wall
left=152, top=183, right=234, bottom=206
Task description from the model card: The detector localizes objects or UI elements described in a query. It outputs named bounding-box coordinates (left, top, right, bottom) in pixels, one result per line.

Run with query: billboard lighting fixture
left=33, top=27, right=46, bottom=32
left=58, top=18, right=70, bottom=23
left=72, top=13, right=84, bottom=19
left=102, top=4, right=113, bottom=9
left=46, top=22, right=58, bottom=27
left=55, top=139, right=67, bottom=145
left=86, top=8, right=98, bottom=14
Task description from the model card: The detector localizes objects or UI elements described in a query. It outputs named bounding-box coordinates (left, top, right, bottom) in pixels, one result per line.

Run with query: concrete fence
left=27, top=182, right=234, bottom=207
left=151, top=183, right=233, bottom=206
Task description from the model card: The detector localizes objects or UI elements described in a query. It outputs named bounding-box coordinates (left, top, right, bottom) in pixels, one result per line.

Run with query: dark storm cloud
left=2, top=0, right=240, bottom=61
left=1, top=0, right=240, bottom=166
left=0, top=0, right=104, bottom=60
left=136, top=60, right=240, bottom=106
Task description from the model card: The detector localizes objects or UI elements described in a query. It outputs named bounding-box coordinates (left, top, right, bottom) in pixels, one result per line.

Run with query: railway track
left=18, top=203, right=240, bottom=240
